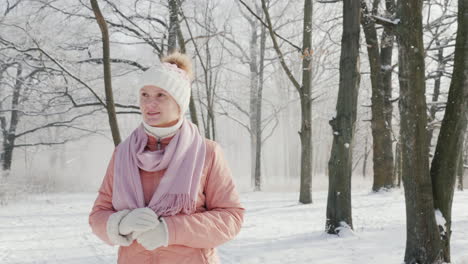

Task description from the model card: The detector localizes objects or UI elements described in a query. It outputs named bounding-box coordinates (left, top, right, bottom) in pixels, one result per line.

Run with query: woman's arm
left=88, top=150, right=118, bottom=246
left=163, top=141, right=245, bottom=249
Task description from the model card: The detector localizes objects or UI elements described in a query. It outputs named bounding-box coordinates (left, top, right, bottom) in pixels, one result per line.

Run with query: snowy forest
left=0, top=0, right=467, bottom=263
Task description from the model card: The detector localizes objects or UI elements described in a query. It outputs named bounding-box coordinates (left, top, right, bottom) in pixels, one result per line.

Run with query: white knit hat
left=138, top=57, right=191, bottom=115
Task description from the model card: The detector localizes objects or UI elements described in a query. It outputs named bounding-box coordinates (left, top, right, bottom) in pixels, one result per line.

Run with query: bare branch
left=104, top=0, right=163, bottom=53
left=260, top=0, right=301, bottom=95
left=261, top=114, right=279, bottom=145
left=0, top=35, right=108, bottom=107
left=14, top=140, right=73, bottom=148
left=236, top=0, right=301, bottom=51
left=317, top=0, right=341, bottom=3
left=14, top=108, right=102, bottom=138
left=4, top=0, right=23, bottom=16
left=115, top=111, right=140, bottom=114
left=216, top=97, right=250, bottom=118
left=372, top=15, right=400, bottom=27
left=76, top=58, right=149, bottom=71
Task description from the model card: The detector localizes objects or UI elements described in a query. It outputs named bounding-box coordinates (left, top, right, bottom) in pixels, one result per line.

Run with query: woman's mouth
left=147, top=112, right=160, bottom=116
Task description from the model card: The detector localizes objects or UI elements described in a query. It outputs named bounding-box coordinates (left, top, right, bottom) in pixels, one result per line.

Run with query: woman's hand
left=134, top=218, right=169, bottom=250
left=119, top=207, right=159, bottom=235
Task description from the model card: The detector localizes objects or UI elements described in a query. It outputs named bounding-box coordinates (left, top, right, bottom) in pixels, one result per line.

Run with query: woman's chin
left=147, top=122, right=163, bottom=127
left=146, top=120, right=175, bottom=128
left=144, top=117, right=163, bottom=126
left=144, top=116, right=179, bottom=127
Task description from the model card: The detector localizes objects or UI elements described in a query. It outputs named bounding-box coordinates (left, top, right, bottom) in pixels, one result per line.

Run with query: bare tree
left=90, top=0, right=121, bottom=146
left=395, top=0, right=443, bottom=261
left=179, top=1, right=221, bottom=140
left=174, top=0, right=199, bottom=127
left=430, top=0, right=468, bottom=261
left=456, top=142, right=464, bottom=191
left=424, top=0, right=458, bottom=154
left=394, top=141, right=402, bottom=187
left=217, top=3, right=267, bottom=190
left=360, top=0, right=395, bottom=191
left=167, top=0, right=178, bottom=54
left=325, top=0, right=360, bottom=234
left=0, top=1, right=140, bottom=172
left=460, top=130, right=468, bottom=190
left=0, top=59, right=102, bottom=172
left=246, top=2, right=264, bottom=191
left=258, top=0, right=314, bottom=203
left=228, top=0, right=321, bottom=191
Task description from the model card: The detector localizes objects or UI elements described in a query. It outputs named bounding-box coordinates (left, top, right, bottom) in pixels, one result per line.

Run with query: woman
left=89, top=52, right=244, bottom=263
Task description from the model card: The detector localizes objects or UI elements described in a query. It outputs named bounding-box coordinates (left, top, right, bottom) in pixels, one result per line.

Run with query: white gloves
left=106, top=208, right=168, bottom=250
left=106, top=208, right=159, bottom=247
left=118, top=207, right=159, bottom=235
left=135, top=218, right=169, bottom=251
left=106, top=209, right=133, bottom=246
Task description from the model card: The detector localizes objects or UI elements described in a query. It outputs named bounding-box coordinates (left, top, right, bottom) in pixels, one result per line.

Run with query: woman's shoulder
left=203, top=138, right=216, bottom=148
left=203, top=138, right=224, bottom=153
left=202, top=138, right=227, bottom=164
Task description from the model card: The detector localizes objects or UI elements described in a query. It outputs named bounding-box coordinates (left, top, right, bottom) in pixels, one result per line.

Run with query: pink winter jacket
left=89, top=135, right=244, bottom=263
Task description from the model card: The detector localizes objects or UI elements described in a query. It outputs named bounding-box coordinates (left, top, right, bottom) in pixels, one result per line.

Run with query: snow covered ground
left=1, top=189, right=468, bottom=264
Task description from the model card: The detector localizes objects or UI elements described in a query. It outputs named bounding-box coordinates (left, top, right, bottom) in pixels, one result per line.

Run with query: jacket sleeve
left=164, top=142, right=245, bottom=249
left=88, top=150, right=118, bottom=246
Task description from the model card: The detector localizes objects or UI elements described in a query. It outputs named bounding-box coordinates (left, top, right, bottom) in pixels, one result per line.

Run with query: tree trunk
left=326, top=0, right=360, bottom=234
left=260, top=0, right=313, bottom=203
left=2, top=65, right=23, bottom=172
left=360, top=0, right=395, bottom=192
left=298, top=0, right=313, bottom=204
left=255, top=14, right=266, bottom=192
left=248, top=15, right=261, bottom=191
left=167, top=0, right=178, bottom=54
left=396, top=0, right=443, bottom=262
left=394, top=141, right=402, bottom=187
left=2, top=143, right=14, bottom=172
left=0, top=71, right=5, bottom=172
left=430, top=0, right=468, bottom=261
left=203, top=36, right=216, bottom=141
left=247, top=5, right=266, bottom=192
left=456, top=147, right=464, bottom=191
left=90, top=0, right=121, bottom=146
left=461, top=131, right=468, bottom=190
left=175, top=2, right=199, bottom=128
left=381, top=0, right=396, bottom=161
left=427, top=45, right=444, bottom=150
left=362, top=136, right=369, bottom=178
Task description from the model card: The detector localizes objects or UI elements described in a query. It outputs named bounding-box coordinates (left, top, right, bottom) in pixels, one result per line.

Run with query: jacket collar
left=145, top=134, right=175, bottom=151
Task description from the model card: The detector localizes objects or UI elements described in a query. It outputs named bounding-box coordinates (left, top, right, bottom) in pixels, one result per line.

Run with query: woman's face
left=139, top=85, right=180, bottom=127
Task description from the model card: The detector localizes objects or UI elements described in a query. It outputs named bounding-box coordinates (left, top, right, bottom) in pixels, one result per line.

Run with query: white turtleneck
left=142, top=117, right=184, bottom=140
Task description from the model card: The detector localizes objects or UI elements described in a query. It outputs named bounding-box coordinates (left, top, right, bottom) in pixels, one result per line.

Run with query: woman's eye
left=141, top=92, right=148, bottom=97
left=157, top=93, right=165, bottom=97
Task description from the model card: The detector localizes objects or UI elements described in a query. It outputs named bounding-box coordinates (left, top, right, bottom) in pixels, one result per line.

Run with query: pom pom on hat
left=161, top=52, right=193, bottom=81
left=138, top=52, right=193, bottom=115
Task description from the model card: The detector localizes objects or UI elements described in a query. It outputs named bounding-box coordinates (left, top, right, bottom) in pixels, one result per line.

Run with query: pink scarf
left=112, top=118, right=206, bottom=217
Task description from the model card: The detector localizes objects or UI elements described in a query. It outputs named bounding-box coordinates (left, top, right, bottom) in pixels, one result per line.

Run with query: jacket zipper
left=157, top=138, right=161, bottom=150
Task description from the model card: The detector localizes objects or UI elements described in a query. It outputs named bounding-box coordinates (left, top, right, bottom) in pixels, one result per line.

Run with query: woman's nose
left=145, top=98, right=159, bottom=107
